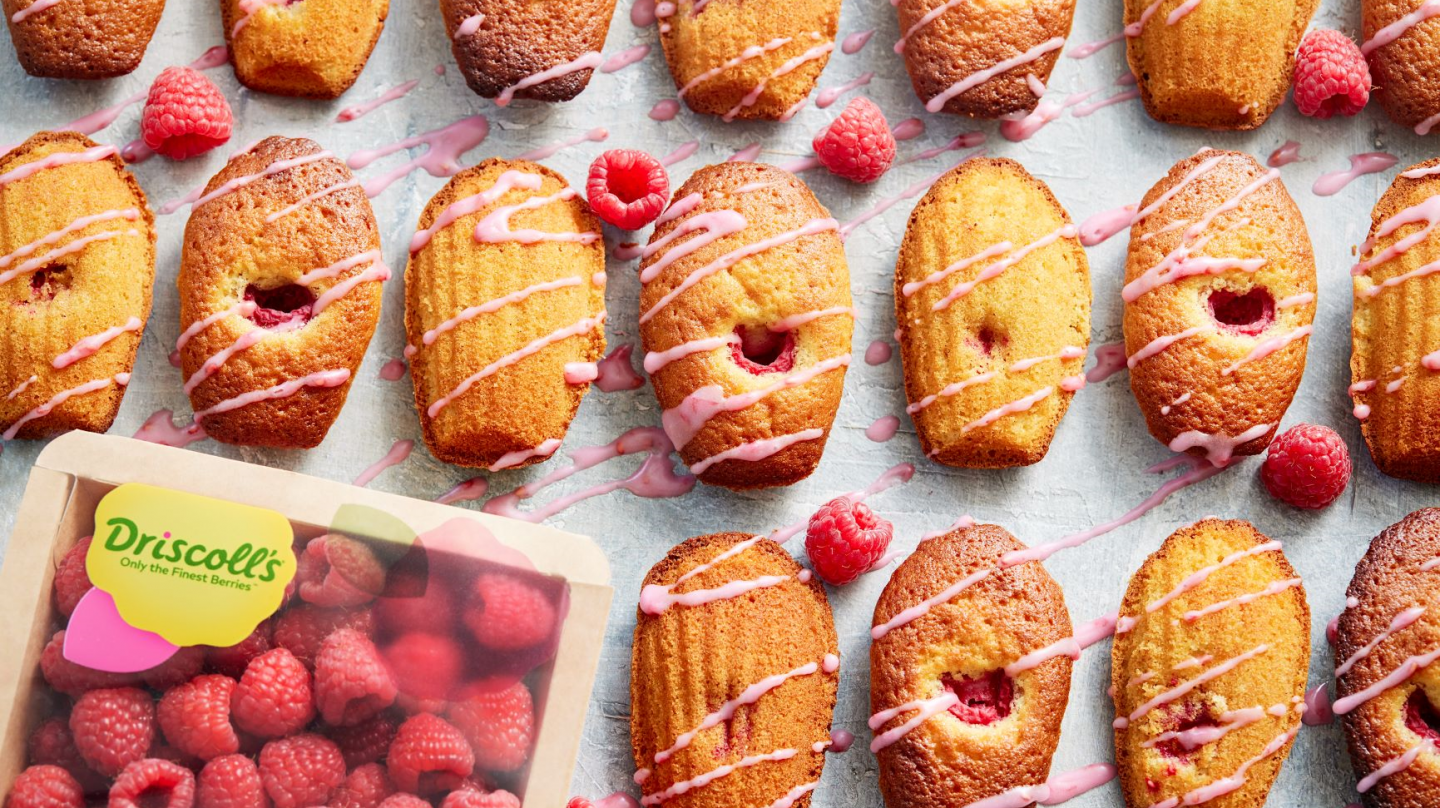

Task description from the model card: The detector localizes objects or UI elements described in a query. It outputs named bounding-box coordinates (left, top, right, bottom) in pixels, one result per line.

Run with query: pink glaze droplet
left=353, top=440, right=414, bottom=487
left=866, top=414, right=900, bottom=442
left=1268, top=140, right=1302, bottom=167
left=865, top=339, right=893, bottom=365
left=379, top=358, right=407, bottom=381
left=336, top=79, right=420, bottom=123
left=891, top=117, right=925, bottom=140
left=842, top=30, right=875, bottom=54
left=132, top=410, right=208, bottom=448
left=436, top=477, right=489, bottom=506
left=1314, top=152, right=1399, bottom=197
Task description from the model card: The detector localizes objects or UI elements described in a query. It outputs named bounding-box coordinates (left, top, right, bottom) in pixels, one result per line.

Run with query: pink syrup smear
left=840, top=157, right=975, bottom=239
left=411, top=170, right=544, bottom=252
left=865, top=339, right=893, bottom=365
left=820, top=728, right=855, bottom=753
left=1314, top=152, right=1399, bottom=197
left=336, top=79, right=421, bottom=123
left=193, top=369, right=351, bottom=423
left=899, top=131, right=987, bottom=167
left=722, top=37, right=835, bottom=122
left=816, top=73, right=874, bottom=108
left=639, top=748, right=798, bottom=806
left=644, top=334, right=741, bottom=374
left=483, top=426, right=695, bottom=523
left=1068, top=32, right=1125, bottom=58
left=842, top=29, right=875, bottom=54
left=1335, top=641, right=1440, bottom=714
left=688, top=428, right=824, bottom=475
left=1003, top=613, right=1120, bottom=677
left=928, top=37, right=1065, bottom=113
left=133, top=410, right=208, bottom=448
left=516, top=127, right=609, bottom=161
left=1079, top=153, right=1227, bottom=246
left=378, top=358, right=407, bottom=381
left=11, top=0, right=62, bottom=23
left=346, top=115, right=490, bottom=198
left=1114, top=644, right=1270, bottom=728
left=1358, top=739, right=1434, bottom=793
left=650, top=99, right=681, bottom=121
left=632, top=0, right=658, bottom=26
left=1268, top=140, right=1303, bottom=168
left=919, top=514, right=976, bottom=542
left=1144, top=541, right=1282, bottom=614
left=496, top=52, right=604, bottom=107
left=1183, top=578, right=1302, bottom=622
left=867, top=415, right=900, bottom=442
left=601, top=45, right=652, bottom=73
left=474, top=189, right=602, bottom=244
left=3, top=373, right=129, bottom=441
left=0, top=228, right=141, bottom=288
left=998, top=90, right=1098, bottom=142
left=869, top=692, right=960, bottom=752
left=566, top=344, right=646, bottom=392
left=659, top=140, right=699, bottom=166
left=1073, top=88, right=1140, bottom=117
left=0, top=208, right=139, bottom=275
left=1303, top=683, right=1334, bottom=726
left=160, top=151, right=336, bottom=215
left=489, top=439, right=564, bottom=472
left=1220, top=325, right=1313, bottom=376
left=52, top=317, right=142, bottom=370
left=1362, top=0, right=1440, bottom=55
left=435, top=477, right=489, bottom=506
left=729, top=142, right=763, bottom=162
left=1085, top=342, right=1128, bottom=383
left=1337, top=606, right=1426, bottom=677
left=429, top=313, right=606, bottom=417
left=963, top=764, right=1117, bottom=808
left=353, top=439, right=414, bottom=487
left=1147, top=726, right=1299, bottom=808
left=662, top=355, right=850, bottom=448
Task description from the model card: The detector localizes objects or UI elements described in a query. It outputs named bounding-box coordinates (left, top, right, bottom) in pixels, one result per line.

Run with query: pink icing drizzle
left=0, top=229, right=141, bottom=287
left=650, top=100, right=681, bottom=121
left=428, top=313, right=606, bottom=417
left=1116, top=645, right=1269, bottom=728
left=516, top=128, right=609, bottom=161
left=411, top=170, right=545, bottom=252
left=1167, top=423, right=1273, bottom=467
left=53, top=317, right=142, bottom=370
left=1314, top=152, right=1399, bottom=197
left=435, top=477, right=489, bottom=506
left=688, top=428, right=824, bottom=475
left=160, top=152, right=335, bottom=215
left=1004, top=612, right=1120, bottom=676
left=639, top=748, right=797, bottom=806
left=353, top=440, right=414, bottom=487
left=1303, top=683, right=1334, bottom=726
left=1184, top=578, right=1303, bottom=622
left=601, top=44, right=652, bottom=73
left=842, top=29, right=874, bottom=54
left=1336, top=606, right=1426, bottom=677
left=644, top=334, right=741, bottom=374
left=456, top=13, right=484, bottom=37
left=11, top=0, right=62, bottom=23
left=964, top=764, right=1118, bottom=808
left=347, top=115, right=491, bottom=198
left=1220, top=325, right=1313, bottom=375
left=865, top=340, right=893, bottom=365
left=926, top=37, right=1065, bottom=113
left=474, top=188, right=602, bottom=245
left=1128, top=326, right=1214, bottom=369
left=1361, top=0, right=1440, bottom=54
left=3, top=373, right=129, bottom=441
left=868, top=692, right=960, bottom=752
left=723, top=38, right=834, bottom=122
left=378, top=359, right=407, bottom=382
left=1268, top=140, right=1303, bottom=168
left=0, top=208, right=140, bottom=273
left=961, top=387, right=1053, bottom=434
left=496, top=52, right=605, bottom=106
left=1145, top=541, right=1283, bottom=613
left=932, top=226, right=1079, bottom=311
left=1146, top=726, right=1298, bottom=808
left=1068, top=32, right=1126, bottom=58
left=337, top=79, right=421, bottom=123
left=0, top=145, right=117, bottom=190
left=266, top=180, right=363, bottom=224
left=192, top=369, right=350, bottom=422
left=816, top=73, right=874, bottom=108
left=1358, top=739, right=1434, bottom=792
left=662, top=355, right=849, bottom=448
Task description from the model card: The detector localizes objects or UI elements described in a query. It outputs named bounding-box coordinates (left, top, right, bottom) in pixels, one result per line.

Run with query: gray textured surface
left=0, top=0, right=1427, bottom=804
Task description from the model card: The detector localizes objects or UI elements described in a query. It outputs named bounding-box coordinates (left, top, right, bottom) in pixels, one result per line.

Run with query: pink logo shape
left=64, top=588, right=179, bottom=673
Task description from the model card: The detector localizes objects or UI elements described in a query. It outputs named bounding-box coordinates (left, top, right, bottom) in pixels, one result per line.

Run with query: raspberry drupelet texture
left=51, top=537, right=92, bottom=617
left=231, top=648, right=316, bottom=739
left=386, top=714, right=474, bottom=795
left=1260, top=423, right=1352, bottom=509
left=1293, top=29, right=1371, bottom=118
left=109, top=759, right=196, bottom=808
left=141, top=67, right=234, bottom=160
left=257, top=735, right=346, bottom=808
left=804, top=496, right=894, bottom=585
left=446, top=681, right=535, bottom=773
left=812, top=97, right=897, bottom=183
left=586, top=149, right=669, bottom=230
left=382, top=632, right=463, bottom=714
left=314, top=628, right=398, bottom=727
left=157, top=674, right=240, bottom=762
left=69, top=687, right=155, bottom=777
left=197, top=755, right=268, bottom=808
left=4, top=766, right=84, bottom=808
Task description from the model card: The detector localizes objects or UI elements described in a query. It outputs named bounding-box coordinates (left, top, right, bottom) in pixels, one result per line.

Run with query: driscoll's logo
left=103, top=517, right=285, bottom=584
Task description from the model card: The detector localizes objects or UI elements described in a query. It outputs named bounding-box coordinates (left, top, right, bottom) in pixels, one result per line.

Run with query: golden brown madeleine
left=1352, top=160, right=1440, bottom=482
left=1124, top=0, right=1316, bottom=129
left=640, top=163, right=850, bottom=490
left=895, top=0, right=1075, bottom=118
left=1124, top=150, right=1316, bottom=466
left=895, top=157, right=1089, bottom=468
left=870, top=525, right=1072, bottom=808
left=407, top=158, right=604, bottom=470
left=440, top=0, right=616, bottom=103
left=1112, top=519, right=1309, bottom=808
left=220, top=0, right=388, bottom=99
left=0, top=132, right=155, bottom=440
left=2, top=0, right=164, bottom=79
left=659, top=0, right=840, bottom=121
left=1336, top=509, right=1440, bottom=808
left=632, top=533, right=838, bottom=808
left=178, top=136, right=382, bottom=448
left=1363, top=0, right=1440, bottom=132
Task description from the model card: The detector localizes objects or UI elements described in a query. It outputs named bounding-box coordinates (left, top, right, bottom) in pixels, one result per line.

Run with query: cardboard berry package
left=0, top=432, right=611, bottom=808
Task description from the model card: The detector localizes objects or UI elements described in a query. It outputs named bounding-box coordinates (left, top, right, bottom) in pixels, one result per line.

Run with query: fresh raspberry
left=1261, top=423, right=1352, bottom=509
left=805, top=496, right=893, bottom=586
left=328, top=714, right=398, bottom=768
left=585, top=149, right=669, bottom=230
left=52, top=537, right=93, bottom=617
left=376, top=574, right=456, bottom=636
left=69, top=688, right=155, bottom=777
left=386, top=714, right=474, bottom=795
left=446, top=681, right=534, bottom=773
left=330, top=764, right=393, bottom=808
left=41, top=631, right=138, bottom=695
left=462, top=574, right=556, bottom=651
left=256, top=735, right=345, bottom=808
left=110, top=759, right=196, bottom=808
left=812, top=97, right=896, bottom=183
left=564, top=800, right=594, bottom=808
left=207, top=623, right=273, bottom=679
left=273, top=606, right=374, bottom=668
left=381, top=633, right=463, bottom=713
left=141, top=67, right=233, bottom=160
left=297, top=535, right=384, bottom=608
left=4, top=765, right=84, bottom=808
left=142, top=647, right=207, bottom=691
left=197, top=755, right=268, bottom=808
left=26, top=718, right=100, bottom=792
left=148, top=744, right=203, bottom=771
left=157, top=675, right=239, bottom=762
left=1293, top=29, right=1371, bottom=118
left=231, top=648, right=315, bottom=738
left=441, top=789, right=519, bottom=808
left=375, top=796, right=428, bottom=808
left=314, top=629, right=397, bottom=727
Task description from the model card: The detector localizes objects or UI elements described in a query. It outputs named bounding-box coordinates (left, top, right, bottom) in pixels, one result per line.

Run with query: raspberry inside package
left=0, top=433, right=611, bottom=808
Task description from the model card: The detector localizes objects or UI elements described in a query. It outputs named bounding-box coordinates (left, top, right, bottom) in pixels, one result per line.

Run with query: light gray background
left=0, top=0, right=1424, bottom=804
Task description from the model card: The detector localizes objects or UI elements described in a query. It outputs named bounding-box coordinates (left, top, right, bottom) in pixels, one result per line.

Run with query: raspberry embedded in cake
left=29, top=264, right=70, bottom=301
left=1153, top=701, right=1220, bottom=762
left=1207, top=287, right=1275, bottom=336
left=970, top=325, right=1007, bottom=357
left=245, top=283, right=316, bottom=329
left=1405, top=689, right=1440, bottom=744
left=941, top=669, right=1014, bottom=725
left=730, top=325, right=795, bottom=375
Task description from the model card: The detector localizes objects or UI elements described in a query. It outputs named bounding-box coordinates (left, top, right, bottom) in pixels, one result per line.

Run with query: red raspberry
left=387, top=714, right=474, bottom=795
left=1293, top=29, right=1371, bottom=118
left=142, top=647, right=207, bottom=691
left=26, top=718, right=101, bottom=792
left=231, top=648, right=315, bottom=738
left=141, top=66, right=233, bottom=160
left=328, top=714, right=398, bottom=768
left=330, top=764, right=393, bottom=808
left=197, top=755, right=267, bottom=808
left=1261, top=423, right=1352, bottom=509
left=565, top=800, right=594, bottom=808
left=157, top=675, right=239, bottom=762
left=273, top=606, right=374, bottom=668
left=52, top=537, right=93, bottom=617
left=375, top=796, right=428, bottom=808
left=5, top=765, right=84, bottom=808
left=585, top=149, right=669, bottom=230
left=207, top=623, right=273, bottom=679
left=297, top=535, right=384, bottom=608
left=69, top=687, right=155, bottom=777
left=110, top=759, right=196, bottom=808
left=805, top=496, right=893, bottom=585
left=257, top=735, right=345, bottom=808
left=314, top=629, right=397, bottom=727
left=462, top=574, right=556, bottom=651
left=812, top=97, right=896, bottom=183
left=446, top=681, right=534, bottom=773
left=376, top=574, right=456, bottom=636
left=41, top=631, right=138, bottom=695
left=441, top=789, right=519, bottom=808
left=381, top=633, right=463, bottom=713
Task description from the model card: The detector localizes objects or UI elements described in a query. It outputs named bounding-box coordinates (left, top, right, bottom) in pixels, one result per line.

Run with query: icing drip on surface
left=133, top=410, right=208, bottom=448
left=353, top=440, right=414, bottom=487
left=336, top=79, right=420, bottom=123
left=347, top=115, right=490, bottom=198
left=1313, top=152, right=1399, bottom=197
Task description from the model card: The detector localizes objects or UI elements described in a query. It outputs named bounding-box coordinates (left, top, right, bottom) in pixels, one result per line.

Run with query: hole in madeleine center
left=1405, top=689, right=1440, bottom=743
left=28, top=263, right=71, bottom=301
left=971, top=325, right=1007, bottom=357
left=941, top=669, right=1014, bottom=725
left=245, top=283, right=316, bottom=329
left=731, top=325, right=795, bottom=375
left=1207, top=287, right=1275, bottom=336
left=1154, top=701, right=1220, bottom=761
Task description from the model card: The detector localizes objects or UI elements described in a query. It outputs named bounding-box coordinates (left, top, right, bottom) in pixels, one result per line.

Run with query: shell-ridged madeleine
left=220, top=0, right=388, bottom=98
left=895, top=157, right=1089, bottom=468
left=2, top=0, right=164, bottom=79
left=1125, top=0, right=1316, bottom=129
left=178, top=137, right=381, bottom=448
left=1352, top=159, right=1440, bottom=482
left=408, top=157, right=604, bottom=470
left=870, top=525, right=1072, bottom=808
left=441, top=0, right=616, bottom=103
left=1124, top=150, right=1316, bottom=466
left=894, top=0, right=1075, bottom=118
left=1363, top=0, right=1440, bottom=132
left=1336, top=509, right=1440, bottom=808
left=1112, top=519, right=1309, bottom=808
left=640, top=162, right=850, bottom=490
left=659, top=0, right=840, bottom=121
left=632, top=533, right=838, bottom=808
left=0, top=132, right=155, bottom=440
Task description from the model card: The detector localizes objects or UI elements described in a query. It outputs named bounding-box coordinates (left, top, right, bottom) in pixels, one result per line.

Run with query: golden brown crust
left=0, top=132, right=155, bottom=440
left=178, top=136, right=381, bottom=448
left=895, top=0, right=1075, bottom=118
left=894, top=157, right=1090, bottom=468
left=1124, top=150, right=1316, bottom=461
left=220, top=0, right=388, bottom=99
left=2, top=0, right=164, bottom=79
left=1352, top=159, right=1440, bottom=482
left=631, top=533, right=837, bottom=808
left=659, top=0, right=840, bottom=120
left=1124, top=0, right=1317, bottom=130
left=1364, top=0, right=1440, bottom=130
left=407, top=157, right=604, bottom=469
left=1111, top=519, right=1309, bottom=808
left=1337, top=509, right=1440, bottom=808
left=440, top=0, right=616, bottom=102
left=870, top=524, right=1072, bottom=808
left=639, top=162, right=851, bottom=490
